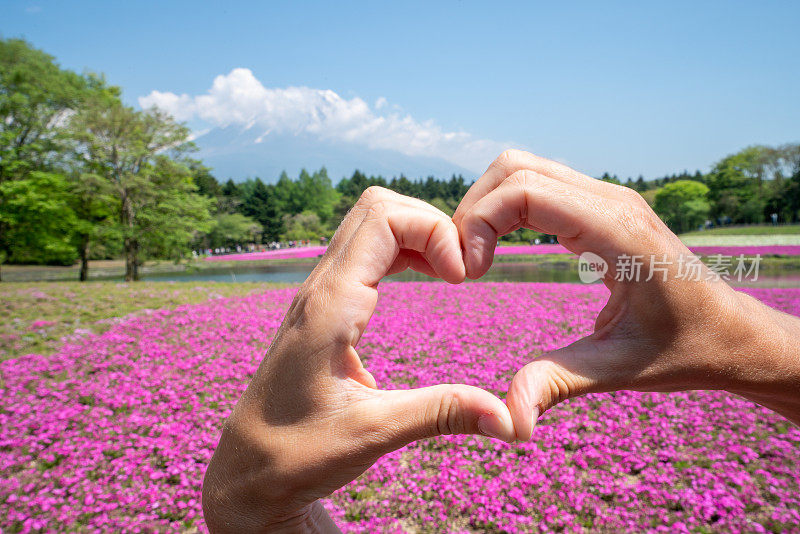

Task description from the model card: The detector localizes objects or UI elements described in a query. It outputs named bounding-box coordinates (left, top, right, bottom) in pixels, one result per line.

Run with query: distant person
left=772, top=212, right=779, bottom=225
left=203, top=150, right=800, bottom=533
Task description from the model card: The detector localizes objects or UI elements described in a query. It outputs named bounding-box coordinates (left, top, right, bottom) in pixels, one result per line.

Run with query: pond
left=141, top=260, right=800, bottom=287
left=142, top=261, right=583, bottom=284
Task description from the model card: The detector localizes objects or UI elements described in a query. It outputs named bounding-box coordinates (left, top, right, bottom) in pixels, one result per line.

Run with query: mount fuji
left=192, top=126, right=478, bottom=183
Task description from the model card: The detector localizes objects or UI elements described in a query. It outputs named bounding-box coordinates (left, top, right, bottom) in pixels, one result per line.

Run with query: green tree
left=0, top=172, right=78, bottom=265
left=218, top=179, right=242, bottom=214
left=336, top=169, right=371, bottom=198
left=0, top=39, right=98, bottom=181
left=133, top=156, right=213, bottom=263
left=65, top=89, right=121, bottom=280
left=446, top=174, right=469, bottom=200
left=763, top=143, right=800, bottom=222
left=706, top=146, right=768, bottom=223
left=283, top=210, right=325, bottom=241
left=296, top=167, right=339, bottom=224
left=190, top=161, right=222, bottom=198
left=769, top=166, right=800, bottom=223
left=273, top=171, right=300, bottom=215
left=429, top=197, right=454, bottom=216
left=242, top=178, right=284, bottom=242
left=653, top=180, right=711, bottom=233
left=0, top=38, right=104, bottom=280
left=71, top=100, right=211, bottom=280
left=67, top=170, right=116, bottom=280
left=389, top=175, right=414, bottom=196
left=207, top=213, right=261, bottom=249
left=599, top=172, right=621, bottom=185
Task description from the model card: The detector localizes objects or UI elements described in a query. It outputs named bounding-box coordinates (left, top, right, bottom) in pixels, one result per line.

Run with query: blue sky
left=3, top=0, right=799, bottom=179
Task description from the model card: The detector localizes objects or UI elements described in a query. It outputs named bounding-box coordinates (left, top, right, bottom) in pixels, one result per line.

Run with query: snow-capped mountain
left=192, top=126, right=477, bottom=183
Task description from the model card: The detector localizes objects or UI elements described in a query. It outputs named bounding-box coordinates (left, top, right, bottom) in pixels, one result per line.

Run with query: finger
left=453, top=149, right=614, bottom=228
left=360, top=384, right=516, bottom=451
left=386, top=250, right=438, bottom=278
left=306, top=196, right=464, bottom=348
left=342, top=199, right=465, bottom=286
left=326, top=186, right=448, bottom=256
left=459, top=170, right=607, bottom=279
left=506, top=337, right=633, bottom=441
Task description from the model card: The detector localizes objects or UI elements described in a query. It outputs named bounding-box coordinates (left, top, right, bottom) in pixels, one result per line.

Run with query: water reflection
left=142, top=261, right=800, bottom=287
left=387, top=262, right=583, bottom=283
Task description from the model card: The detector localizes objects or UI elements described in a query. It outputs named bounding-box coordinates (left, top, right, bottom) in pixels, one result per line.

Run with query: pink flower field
left=2, top=283, right=800, bottom=532
left=205, top=244, right=800, bottom=262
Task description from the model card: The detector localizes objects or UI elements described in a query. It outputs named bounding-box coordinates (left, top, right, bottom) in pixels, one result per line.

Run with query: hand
left=454, top=149, right=800, bottom=441
left=202, top=187, right=516, bottom=533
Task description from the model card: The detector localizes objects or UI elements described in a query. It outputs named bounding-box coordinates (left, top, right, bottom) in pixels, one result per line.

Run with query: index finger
left=304, top=190, right=465, bottom=347
left=453, top=149, right=614, bottom=228
left=459, top=170, right=606, bottom=278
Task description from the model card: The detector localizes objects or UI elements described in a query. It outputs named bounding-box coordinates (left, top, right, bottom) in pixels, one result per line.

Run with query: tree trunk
left=132, top=240, right=140, bottom=281
left=124, top=237, right=135, bottom=282
left=0, top=224, right=5, bottom=282
left=79, top=236, right=90, bottom=282
left=122, top=194, right=137, bottom=282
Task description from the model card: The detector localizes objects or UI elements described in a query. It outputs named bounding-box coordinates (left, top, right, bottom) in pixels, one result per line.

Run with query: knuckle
left=527, top=359, right=575, bottom=411
left=364, top=199, right=389, bottom=219
left=359, top=185, right=389, bottom=204
left=621, top=185, right=646, bottom=205
left=615, top=202, right=644, bottom=234
left=494, top=148, right=524, bottom=169
left=436, top=387, right=465, bottom=436
left=293, top=278, right=332, bottom=319
left=505, top=169, right=537, bottom=188
left=544, top=373, right=571, bottom=409
left=614, top=193, right=661, bottom=240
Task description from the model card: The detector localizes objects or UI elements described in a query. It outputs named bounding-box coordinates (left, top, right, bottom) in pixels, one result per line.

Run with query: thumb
left=370, top=384, right=516, bottom=449
left=507, top=337, right=621, bottom=441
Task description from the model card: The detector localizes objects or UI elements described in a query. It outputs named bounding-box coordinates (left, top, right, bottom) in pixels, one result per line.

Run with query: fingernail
left=529, top=407, right=540, bottom=440
left=478, top=413, right=505, bottom=441
left=465, top=236, right=483, bottom=278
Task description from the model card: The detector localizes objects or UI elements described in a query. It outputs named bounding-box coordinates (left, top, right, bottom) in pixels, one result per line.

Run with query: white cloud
left=139, top=68, right=515, bottom=173
left=186, top=128, right=211, bottom=142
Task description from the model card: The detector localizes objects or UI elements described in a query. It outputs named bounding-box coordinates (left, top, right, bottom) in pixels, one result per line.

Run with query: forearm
left=728, top=291, right=800, bottom=426
left=202, top=393, right=345, bottom=534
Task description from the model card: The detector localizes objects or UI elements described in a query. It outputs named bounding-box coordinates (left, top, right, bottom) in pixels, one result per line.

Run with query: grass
left=681, top=224, right=800, bottom=236
left=0, top=281, right=282, bottom=361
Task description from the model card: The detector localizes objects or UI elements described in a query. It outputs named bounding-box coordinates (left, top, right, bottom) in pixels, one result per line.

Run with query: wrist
left=726, top=291, right=800, bottom=424
left=205, top=493, right=339, bottom=534
left=262, top=502, right=340, bottom=534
